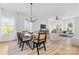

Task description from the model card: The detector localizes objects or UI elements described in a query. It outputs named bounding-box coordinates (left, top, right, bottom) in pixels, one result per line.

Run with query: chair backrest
left=38, top=32, right=47, bottom=42
left=17, top=32, right=23, bottom=41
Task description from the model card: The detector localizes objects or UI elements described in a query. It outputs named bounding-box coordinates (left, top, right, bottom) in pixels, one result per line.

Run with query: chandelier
left=25, top=3, right=37, bottom=22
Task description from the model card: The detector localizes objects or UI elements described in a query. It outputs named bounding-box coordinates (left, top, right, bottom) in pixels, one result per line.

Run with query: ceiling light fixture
left=25, top=3, right=37, bottom=22
left=56, top=16, right=62, bottom=20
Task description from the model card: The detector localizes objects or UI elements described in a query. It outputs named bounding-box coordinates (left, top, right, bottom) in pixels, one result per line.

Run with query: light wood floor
left=0, top=42, right=8, bottom=55
left=1, top=38, right=79, bottom=55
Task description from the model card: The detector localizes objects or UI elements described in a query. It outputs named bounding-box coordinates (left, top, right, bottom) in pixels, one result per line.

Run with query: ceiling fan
left=56, top=16, right=63, bottom=20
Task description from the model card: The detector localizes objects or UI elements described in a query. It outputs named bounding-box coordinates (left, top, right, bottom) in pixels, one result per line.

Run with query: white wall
left=0, top=8, right=2, bottom=41
left=15, top=13, right=25, bottom=32
left=74, top=17, right=79, bottom=35
left=15, top=13, right=25, bottom=39
left=32, top=18, right=48, bottom=32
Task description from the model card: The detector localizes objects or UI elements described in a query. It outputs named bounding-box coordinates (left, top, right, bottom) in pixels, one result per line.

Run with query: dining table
left=22, top=32, right=38, bottom=49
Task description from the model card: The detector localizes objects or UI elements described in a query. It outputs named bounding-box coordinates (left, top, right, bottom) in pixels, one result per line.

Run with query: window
left=24, top=20, right=32, bottom=32
left=1, top=16, right=15, bottom=34
left=67, top=23, right=73, bottom=33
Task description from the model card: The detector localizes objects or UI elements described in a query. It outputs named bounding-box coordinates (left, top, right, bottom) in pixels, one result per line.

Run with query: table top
left=24, top=33, right=31, bottom=36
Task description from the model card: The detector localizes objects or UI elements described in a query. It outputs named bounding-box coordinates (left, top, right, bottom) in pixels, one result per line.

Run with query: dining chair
left=17, top=32, right=31, bottom=51
left=17, top=32, right=21, bottom=45
left=32, top=32, right=47, bottom=55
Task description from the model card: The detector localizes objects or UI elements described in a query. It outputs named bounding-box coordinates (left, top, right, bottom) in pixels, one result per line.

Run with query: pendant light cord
left=30, top=3, right=32, bottom=20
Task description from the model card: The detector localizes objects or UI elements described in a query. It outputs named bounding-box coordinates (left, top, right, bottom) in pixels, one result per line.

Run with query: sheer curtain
left=1, top=16, right=15, bottom=41
left=24, top=20, right=32, bottom=32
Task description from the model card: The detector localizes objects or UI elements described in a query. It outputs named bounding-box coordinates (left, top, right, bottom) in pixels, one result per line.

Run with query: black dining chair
left=17, top=32, right=21, bottom=45
left=17, top=32, right=31, bottom=51
left=32, top=32, right=47, bottom=55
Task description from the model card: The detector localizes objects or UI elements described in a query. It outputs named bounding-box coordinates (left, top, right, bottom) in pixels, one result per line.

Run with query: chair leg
left=28, top=41, right=31, bottom=49
left=36, top=44, right=39, bottom=55
left=43, top=42, right=46, bottom=51
left=19, top=42, right=21, bottom=48
left=21, top=43, right=24, bottom=51
left=32, top=42, right=35, bottom=50
left=26, top=42, right=28, bottom=45
left=17, top=40, right=19, bottom=45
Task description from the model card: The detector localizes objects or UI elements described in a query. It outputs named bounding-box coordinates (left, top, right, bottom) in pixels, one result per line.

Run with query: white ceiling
left=0, top=3, right=79, bottom=19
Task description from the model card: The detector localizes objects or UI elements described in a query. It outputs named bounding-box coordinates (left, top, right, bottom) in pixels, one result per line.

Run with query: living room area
left=0, top=3, right=79, bottom=55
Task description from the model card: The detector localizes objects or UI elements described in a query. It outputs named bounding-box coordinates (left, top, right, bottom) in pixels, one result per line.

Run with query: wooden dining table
left=31, top=34, right=38, bottom=39
left=22, top=33, right=38, bottom=49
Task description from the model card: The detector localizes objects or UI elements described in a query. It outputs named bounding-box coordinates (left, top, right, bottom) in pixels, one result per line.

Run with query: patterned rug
left=8, top=39, right=79, bottom=55
left=8, top=40, right=63, bottom=55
